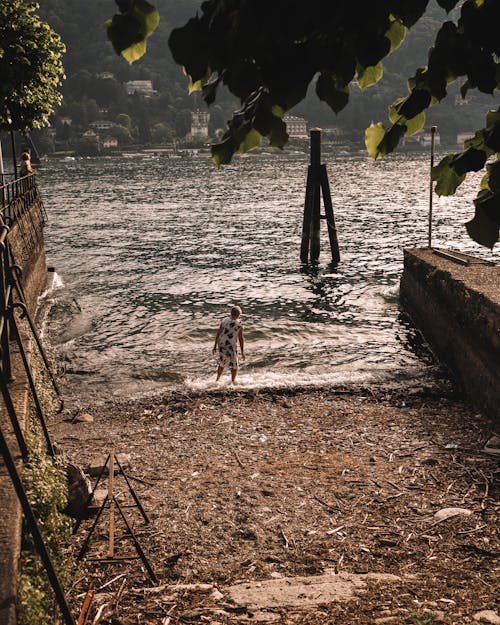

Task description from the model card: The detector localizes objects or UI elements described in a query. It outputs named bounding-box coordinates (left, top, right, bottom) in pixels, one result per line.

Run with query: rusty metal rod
left=0, top=420, right=76, bottom=625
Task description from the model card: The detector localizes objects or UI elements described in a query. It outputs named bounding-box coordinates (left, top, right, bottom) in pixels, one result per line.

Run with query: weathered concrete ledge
left=400, top=247, right=500, bottom=422
left=0, top=204, right=47, bottom=625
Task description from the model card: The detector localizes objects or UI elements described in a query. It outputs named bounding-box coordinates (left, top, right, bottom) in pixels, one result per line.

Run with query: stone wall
left=400, top=248, right=500, bottom=422
left=0, top=202, right=47, bottom=625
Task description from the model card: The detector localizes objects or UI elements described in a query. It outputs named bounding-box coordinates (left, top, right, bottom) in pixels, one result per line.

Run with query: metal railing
left=1, top=173, right=43, bottom=223
left=0, top=174, right=75, bottom=624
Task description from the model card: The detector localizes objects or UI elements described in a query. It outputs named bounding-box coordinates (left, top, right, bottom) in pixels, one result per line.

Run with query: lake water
left=38, top=150, right=497, bottom=400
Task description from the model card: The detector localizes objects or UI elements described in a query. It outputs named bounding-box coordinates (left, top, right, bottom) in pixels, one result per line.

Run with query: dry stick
left=280, top=528, right=290, bottom=549
left=97, top=574, right=127, bottom=592
left=233, top=450, right=245, bottom=468
left=111, top=577, right=127, bottom=618
left=76, top=588, right=95, bottom=625
left=312, top=494, right=338, bottom=513
left=477, top=469, right=490, bottom=509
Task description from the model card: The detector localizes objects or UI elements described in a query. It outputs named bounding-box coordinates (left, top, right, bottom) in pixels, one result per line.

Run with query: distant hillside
left=31, top=0, right=499, bottom=154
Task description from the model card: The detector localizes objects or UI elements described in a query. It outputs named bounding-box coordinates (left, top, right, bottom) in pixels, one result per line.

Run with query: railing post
left=0, top=229, right=12, bottom=381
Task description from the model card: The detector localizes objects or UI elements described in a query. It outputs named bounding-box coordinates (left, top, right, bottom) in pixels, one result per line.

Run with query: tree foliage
left=110, top=0, right=500, bottom=247
left=0, top=0, right=65, bottom=131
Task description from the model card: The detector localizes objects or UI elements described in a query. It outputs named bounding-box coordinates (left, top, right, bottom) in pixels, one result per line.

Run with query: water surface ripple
left=39, top=151, right=496, bottom=398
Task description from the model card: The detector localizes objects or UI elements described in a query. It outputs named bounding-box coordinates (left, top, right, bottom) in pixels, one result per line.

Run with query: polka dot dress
left=217, top=317, right=242, bottom=370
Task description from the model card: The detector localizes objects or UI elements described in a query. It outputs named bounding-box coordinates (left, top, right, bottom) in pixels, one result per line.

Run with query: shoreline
left=51, top=380, right=499, bottom=624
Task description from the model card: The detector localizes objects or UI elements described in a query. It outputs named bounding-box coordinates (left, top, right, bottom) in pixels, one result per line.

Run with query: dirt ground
left=51, top=383, right=499, bottom=625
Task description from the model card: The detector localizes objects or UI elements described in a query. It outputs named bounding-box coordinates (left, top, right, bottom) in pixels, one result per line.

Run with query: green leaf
left=466, top=204, right=499, bottom=249
left=388, top=98, right=425, bottom=135
left=392, top=0, right=430, bottom=27
left=267, top=117, right=288, bottom=148
left=450, top=147, right=487, bottom=176
left=403, top=111, right=426, bottom=136
left=485, top=123, right=500, bottom=152
left=121, top=38, right=146, bottom=63
left=365, top=122, right=386, bottom=159
left=316, top=73, right=349, bottom=114
left=385, top=18, right=407, bottom=53
left=474, top=189, right=500, bottom=226
left=106, top=0, right=159, bottom=63
left=376, top=124, right=406, bottom=156
left=486, top=161, right=500, bottom=194
left=212, top=137, right=237, bottom=168
left=432, top=154, right=466, bottom=195
left=271, top=104, right=285, bottom=119
left=168, top=17, right=209, bottom=82
left=239, top=128, right=262, bottom=153
left=436, top=0, right=460, bottom=11
left=366, top=123, right=405, bottom=158
left=396, top=89, right=431, bottom=120
left=357, top=62, right=383, bottom=89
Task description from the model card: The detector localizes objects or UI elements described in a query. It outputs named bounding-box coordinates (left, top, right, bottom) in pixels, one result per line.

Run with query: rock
left=473, top=611, right=500, bottom=625
left=91, top=488, right=108, bottom=507
left=73, top=412, right=94, bottom=423
left=483, top=436, right=500, bottom=455
left=225, top=572, right=401, bottom=609
left=66, top=463, right=92, bottom=518
left=211, top=589, right=224, bottom=601
left=433, top=507, right=473, bottom=523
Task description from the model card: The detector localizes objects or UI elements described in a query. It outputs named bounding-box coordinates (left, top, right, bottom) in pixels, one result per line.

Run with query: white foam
left=184, top=368, right=381, bottom=392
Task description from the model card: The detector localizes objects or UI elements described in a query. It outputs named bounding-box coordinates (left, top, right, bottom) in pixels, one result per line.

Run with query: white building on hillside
left=189, top=110, right=210, bottom=138
left=285, top=115, right=308, bottom=138
left=124, top=80, right=156, bottom=96
left=90, top=121, right=114, bottom=131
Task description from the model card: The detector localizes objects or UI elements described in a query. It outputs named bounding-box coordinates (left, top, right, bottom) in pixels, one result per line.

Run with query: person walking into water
left=213, top=305, right=245, bottom=383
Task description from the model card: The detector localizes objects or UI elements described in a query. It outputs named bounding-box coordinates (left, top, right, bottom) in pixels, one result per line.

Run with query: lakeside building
left=322, top=126, right=348, bottom=144
left=124, top=80, right=157, bottom=96
left=456, top=131, right=475, bottom=146
left=285, top=115, right=308, bottom=138
left=102, top=137, right=118, bottom=149
left=403, top=128, right=441, bottom=148
left=189, top=109, right=210, bottom=138
left=97, top=72, right=115, bottom=80
left=90, top=120, right=114, bottom=131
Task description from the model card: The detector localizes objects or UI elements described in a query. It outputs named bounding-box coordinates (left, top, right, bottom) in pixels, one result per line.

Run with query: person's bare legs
left=216, top=365, right=224, bottom=381
left=230, top=368, right=237, bottom=384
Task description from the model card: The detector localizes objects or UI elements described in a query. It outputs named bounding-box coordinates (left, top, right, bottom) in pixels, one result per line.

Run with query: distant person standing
left=213, top=305, right=245, bottom=384
left=19, top=151, right=33, bottom=177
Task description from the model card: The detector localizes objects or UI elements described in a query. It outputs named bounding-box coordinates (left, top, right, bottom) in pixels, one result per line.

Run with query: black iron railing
left=1, top=173, right=43, bottom=224
left=0, top=174, right=75, bottom=624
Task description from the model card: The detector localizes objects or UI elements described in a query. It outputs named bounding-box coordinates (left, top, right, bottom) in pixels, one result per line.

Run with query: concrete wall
left=400, top=248, right=500, bottom=422
left=0, top=202, right=47, bottom=625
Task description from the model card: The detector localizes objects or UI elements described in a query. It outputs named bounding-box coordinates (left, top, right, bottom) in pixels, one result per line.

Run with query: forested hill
left=34, top=0, right=498, bottom=154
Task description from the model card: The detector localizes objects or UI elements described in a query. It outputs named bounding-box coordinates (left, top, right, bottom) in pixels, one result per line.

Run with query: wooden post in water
left=300, top=128, right=340, bottom=264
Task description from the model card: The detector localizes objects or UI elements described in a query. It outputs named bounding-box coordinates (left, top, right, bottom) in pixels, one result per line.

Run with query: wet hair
left=230, top=305, right=242, bottom=318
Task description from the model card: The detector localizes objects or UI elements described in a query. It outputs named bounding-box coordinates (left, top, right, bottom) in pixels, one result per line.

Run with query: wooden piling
left=320, top=164, right=340, bottom=263
left=300, top=166, right=313, bottom=263
left=310, top=130, right=321, bottom=262
left=300, top=128, right=340, bottom=264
